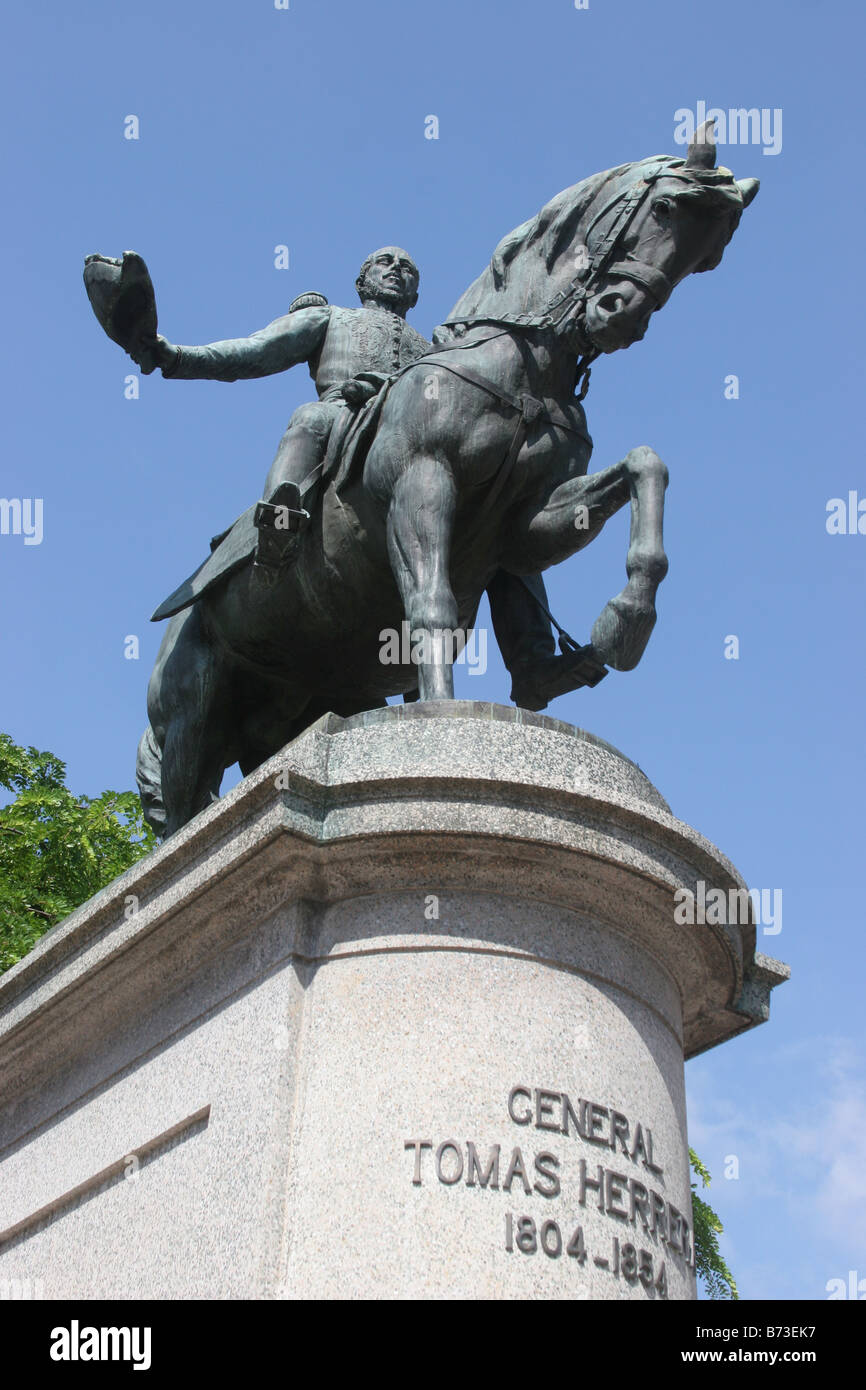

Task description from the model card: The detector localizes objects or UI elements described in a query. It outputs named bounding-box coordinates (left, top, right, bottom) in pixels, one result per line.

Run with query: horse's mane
left=441, top=165, right=622, bottom=326
left=440, top=155, right=745, bottom=328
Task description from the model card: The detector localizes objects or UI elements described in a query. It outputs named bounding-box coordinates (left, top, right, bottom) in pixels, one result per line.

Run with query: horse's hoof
left=591, top=593, right=656, bottom=671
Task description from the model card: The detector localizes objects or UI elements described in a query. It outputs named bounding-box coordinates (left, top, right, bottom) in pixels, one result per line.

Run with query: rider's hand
left=129, top=334, right=177, bottom=376
left=341, top=378, right=376, bottom=407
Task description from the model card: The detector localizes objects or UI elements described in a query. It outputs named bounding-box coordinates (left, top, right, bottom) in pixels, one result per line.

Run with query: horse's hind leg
left=386, top=455, right=459, bottom=700
left=136, top=723, right=167, bottom=837
left=147, top=607, right=233, bottom=837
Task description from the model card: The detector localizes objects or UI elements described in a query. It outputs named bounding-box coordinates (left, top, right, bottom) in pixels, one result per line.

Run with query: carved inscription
left=405, top=1084, right=694, bottom=1295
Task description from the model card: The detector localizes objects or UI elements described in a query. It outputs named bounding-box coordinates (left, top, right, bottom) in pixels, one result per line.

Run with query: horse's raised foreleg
left=512, top=445, right=669, bottom=672
left=592, top=446, right=669, bottom=670
left=512, top=460, right=632, bottom=568
left=386, top=455, right=458, bottom=701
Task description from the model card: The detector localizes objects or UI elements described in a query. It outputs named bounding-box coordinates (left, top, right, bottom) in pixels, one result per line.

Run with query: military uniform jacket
left=311, top=307, right=431, bottom=398
left=163, top=303, right=432, bottom=396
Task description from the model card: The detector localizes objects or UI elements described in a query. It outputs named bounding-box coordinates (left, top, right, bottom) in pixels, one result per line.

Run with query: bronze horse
left=136, top=124, right=758, bottom=836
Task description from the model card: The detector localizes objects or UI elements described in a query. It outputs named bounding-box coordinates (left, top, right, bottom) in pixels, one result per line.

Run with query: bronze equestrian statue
left=84, top=121, right=758, bottom=837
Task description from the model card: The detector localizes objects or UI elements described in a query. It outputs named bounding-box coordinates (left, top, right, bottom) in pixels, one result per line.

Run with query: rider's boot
left=509, top=646, right=608, bottom=711
left=253, top=481, right=310, bottom=580
left=487, top=569, right=608, bottom=712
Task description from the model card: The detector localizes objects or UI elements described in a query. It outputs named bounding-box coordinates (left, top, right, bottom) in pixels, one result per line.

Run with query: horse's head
left=580, top=122, right=759, bottom=354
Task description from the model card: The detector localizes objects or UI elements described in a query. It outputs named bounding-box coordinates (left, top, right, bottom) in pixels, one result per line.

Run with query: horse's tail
left=136, top=725, right=167, bottom=837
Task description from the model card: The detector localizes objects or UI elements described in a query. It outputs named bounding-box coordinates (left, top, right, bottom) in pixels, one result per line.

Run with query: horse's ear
left=686, top=118, right=717, bottom=169
left=736, top=177, right=760, bottom=208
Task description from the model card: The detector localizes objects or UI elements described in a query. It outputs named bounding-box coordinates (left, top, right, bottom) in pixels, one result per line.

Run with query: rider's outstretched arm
left=151, top=305, right=330, bottom=382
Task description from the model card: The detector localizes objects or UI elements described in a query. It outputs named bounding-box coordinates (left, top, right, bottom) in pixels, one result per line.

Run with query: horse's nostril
left=598, top=293, right=625, bottom=317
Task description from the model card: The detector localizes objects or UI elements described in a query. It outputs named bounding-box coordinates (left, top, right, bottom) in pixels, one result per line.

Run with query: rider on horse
left=86, top=245, right=593, bottom=710
left=138, top=247, right=429, bottom=574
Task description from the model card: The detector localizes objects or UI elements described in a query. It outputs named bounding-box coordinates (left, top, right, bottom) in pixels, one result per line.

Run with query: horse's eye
left=653, top=197, right=674, bottom=219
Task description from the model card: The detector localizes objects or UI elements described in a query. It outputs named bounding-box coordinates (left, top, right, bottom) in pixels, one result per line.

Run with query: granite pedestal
left=0, top=703, right=787, bottom=1300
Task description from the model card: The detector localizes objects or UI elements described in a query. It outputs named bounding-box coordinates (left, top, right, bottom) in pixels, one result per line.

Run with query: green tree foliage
left=0, top=734, right=155, bottom=974
left=691, top=1147, right=738, bottom=1299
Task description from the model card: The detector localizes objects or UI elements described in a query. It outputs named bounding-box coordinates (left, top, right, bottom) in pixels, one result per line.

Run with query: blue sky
left=1, top=0, right=863, bottom=1299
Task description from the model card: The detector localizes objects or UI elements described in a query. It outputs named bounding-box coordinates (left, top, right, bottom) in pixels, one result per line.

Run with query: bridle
left=440, top=158, right=695, bottom=400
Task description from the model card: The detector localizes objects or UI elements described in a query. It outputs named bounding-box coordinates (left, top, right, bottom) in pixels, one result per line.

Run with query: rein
left=438, top=159, right=689, bottom=400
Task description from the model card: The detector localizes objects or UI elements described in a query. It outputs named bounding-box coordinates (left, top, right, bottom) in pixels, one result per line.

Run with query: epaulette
left=289, top=291, right=329, bottom=312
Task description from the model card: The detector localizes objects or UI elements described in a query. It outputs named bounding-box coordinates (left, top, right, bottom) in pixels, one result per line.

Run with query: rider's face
left=359, top=248, right=419, bottom=311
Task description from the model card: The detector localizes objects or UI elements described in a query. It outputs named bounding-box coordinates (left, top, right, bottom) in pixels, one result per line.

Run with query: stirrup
left=253, top=482, right=310, bottom=578
left=253, top=481, right=310, bottom=535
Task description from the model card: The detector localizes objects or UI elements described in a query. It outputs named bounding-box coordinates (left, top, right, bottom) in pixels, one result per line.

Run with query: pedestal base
left=0, top=704, right=787, bottom=1300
